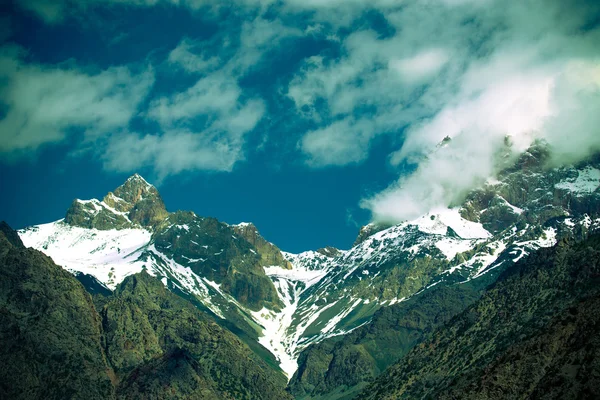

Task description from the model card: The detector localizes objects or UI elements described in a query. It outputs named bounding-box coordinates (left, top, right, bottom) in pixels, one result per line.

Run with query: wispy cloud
left=99, top=16, right=299, bottom=177
left=167, top=38, right=220, bottom=74
left=0, top=45, right=154, bottom=156
left=102, top=130, right=245, bottom=178
left=388, top=49, right=449, bottom=84
left=6, top=0, right=600, bottom=206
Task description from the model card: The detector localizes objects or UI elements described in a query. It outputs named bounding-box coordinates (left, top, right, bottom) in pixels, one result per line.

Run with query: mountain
left=64, top=173, right=169, bottom=230
left=358, top=234, right=600, bottom=400
left=288, top=283, right=482, bottom=399
left=105, top=271, right=291, bottom=399
left=17, top=144, right=600, bottom=381
left=0, top=222, right=117, bottom=399
left=0, top=222, right=291, bottom=399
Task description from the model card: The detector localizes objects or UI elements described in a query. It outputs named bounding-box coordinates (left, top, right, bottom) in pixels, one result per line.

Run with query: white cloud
left=300, top=118, right=374, bottom=167
left=148, top=73, right=245, bottom=127
left=279, top=0, right=600, bottom=221
left=389, top=49, right=449, bottom=83
left=0, top=45, right=154, bottom=155
left=365, top=47, right=600, bottom=223
left=0, top=12, right=299, bottom=177
left=287, top=9, right=469, bottom=167
left=103, top=129, right=244, bottom=177
left=9, top=0, right=600, bottom=197
left=101, top=16, right=297, bottom=176
left=542, top=60, right=600, bottom=164
left=168, top=38, right=220, bottom=73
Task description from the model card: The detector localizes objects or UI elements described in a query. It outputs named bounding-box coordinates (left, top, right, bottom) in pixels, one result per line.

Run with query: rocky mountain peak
left=316, top=246, right=342, bottom=258
left=65, top=173, right=168, bottom=230
left=104, top=173, right=160, bottom=212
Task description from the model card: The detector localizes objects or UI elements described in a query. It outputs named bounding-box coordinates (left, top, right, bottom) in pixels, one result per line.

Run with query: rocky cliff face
left=233, top=222, right=293, bottom=270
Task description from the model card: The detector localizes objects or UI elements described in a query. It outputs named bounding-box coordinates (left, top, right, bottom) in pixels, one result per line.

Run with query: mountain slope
left=0, top=223, right=114, bottom=400
left=358, top=235, right=600, bottom=399
left=270, top=147, right=600, bottom=375
left=105, top=271, right=291, bottom=400
left=0, top=222, right=292, bottom=399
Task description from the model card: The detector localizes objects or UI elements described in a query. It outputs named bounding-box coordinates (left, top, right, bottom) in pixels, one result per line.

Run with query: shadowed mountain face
left=0, top=223, right=291, bottom=400
left=358, top=235, right=600, bottom=400
left=0, top=224, right=114, bottom=400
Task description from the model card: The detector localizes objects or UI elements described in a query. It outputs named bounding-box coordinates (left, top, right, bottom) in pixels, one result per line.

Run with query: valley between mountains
left=5, top=144, right=600, bottom=399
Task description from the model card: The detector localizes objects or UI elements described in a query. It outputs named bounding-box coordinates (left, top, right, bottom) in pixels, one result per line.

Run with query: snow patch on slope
left=555, top=167, right=600, bottom=194
left=19, top=220, right=151, bottom=288
left=413, top=207, right=491, bottom=239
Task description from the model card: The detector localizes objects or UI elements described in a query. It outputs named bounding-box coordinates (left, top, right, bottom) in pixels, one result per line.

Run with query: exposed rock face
left=65, top=174, right=169, bottom=230
left=153, top=213, right=284, bottom=311
left=461, top=146, right=600, bottom=235
left=0, top=222, right=292, bottom=400
left=359, top=236, right=600, bottom=400
left=233, top=222, right=293, bottom=270
left=316, top=246, right=342, bottom=258
left=352, top=223, right=392, bottom=247
left=64, top=199, right=133, bottom=230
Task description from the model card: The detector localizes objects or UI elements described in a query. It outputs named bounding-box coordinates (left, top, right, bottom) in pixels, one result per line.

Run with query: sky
left=1, top=0, right=599, bottom=252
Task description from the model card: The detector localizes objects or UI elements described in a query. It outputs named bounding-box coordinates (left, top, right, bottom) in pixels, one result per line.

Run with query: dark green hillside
left=0, top=222, right=291, bottom=400
left=0, top=223, right=114, bottom=400
left=359, top=235, right=600, bottom=400
left=105, top=271, right=291, bottom=399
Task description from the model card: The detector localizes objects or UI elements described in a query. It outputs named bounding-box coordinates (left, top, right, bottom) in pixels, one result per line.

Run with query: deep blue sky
left=0, top=1, right=403, bottom=252
left=2, top=0, right=598, bottom=252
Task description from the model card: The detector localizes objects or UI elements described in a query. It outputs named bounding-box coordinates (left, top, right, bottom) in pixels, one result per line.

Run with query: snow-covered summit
left=125, top=173, right=153, bottom=187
